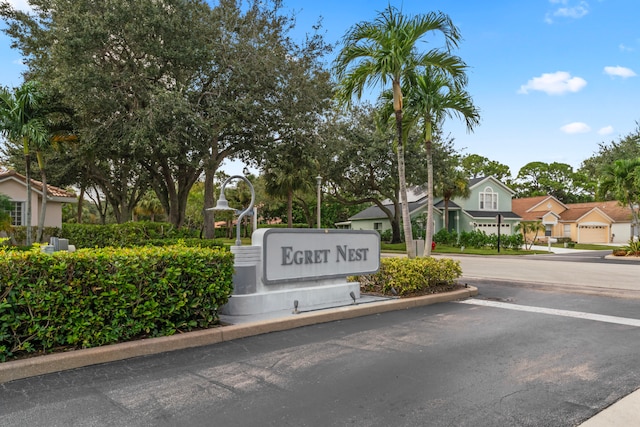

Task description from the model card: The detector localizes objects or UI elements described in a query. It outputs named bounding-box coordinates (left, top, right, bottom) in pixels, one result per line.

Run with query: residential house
left=511, top=195, right=634, bottom=244
left=347, top=176, right=521, bottom=237
left=0, top=169, right=76, bottom=229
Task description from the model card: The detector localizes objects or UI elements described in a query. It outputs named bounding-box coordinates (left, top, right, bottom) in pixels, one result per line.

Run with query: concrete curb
left=604, top=255, right=640, bottom=262
left=0, top=286, right=477, bottom=384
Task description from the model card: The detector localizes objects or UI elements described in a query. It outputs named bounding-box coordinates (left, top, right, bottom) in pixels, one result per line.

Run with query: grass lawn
left=381, top=242, right=547, bottom=255
left=549, top=243, right=617, bottom=250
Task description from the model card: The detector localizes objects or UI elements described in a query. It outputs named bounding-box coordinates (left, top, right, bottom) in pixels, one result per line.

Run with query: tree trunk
left=36, top=154, right=47, bottom=243
left=444, top=199, right=450, bottom=231
left=424, top=137, right=434, bottom=256
left=390, top=207, right=402, bottom=244
left=287, top=189, right=293, bottom=228
left=77, top=186, right=85, bottom=224
left=203, top=163, right=216, bottom=239
left=395, top=109, right=415, bottom=258
left=24, top=147, right=32, bottom=246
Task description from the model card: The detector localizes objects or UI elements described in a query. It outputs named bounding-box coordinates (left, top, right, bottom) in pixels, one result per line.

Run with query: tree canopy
left=1, top=0, right=332, bottom=229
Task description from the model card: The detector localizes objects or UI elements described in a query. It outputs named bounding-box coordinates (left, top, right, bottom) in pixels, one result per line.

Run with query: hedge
left=355, top=257, right=462, bottom=297
left=59, top=222, right=199, bottom=248
left=0, top=245, right=234, bottom=362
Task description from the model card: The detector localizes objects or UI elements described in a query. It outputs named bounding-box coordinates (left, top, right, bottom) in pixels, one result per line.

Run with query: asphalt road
left=1, top=278, right=639, bottom=426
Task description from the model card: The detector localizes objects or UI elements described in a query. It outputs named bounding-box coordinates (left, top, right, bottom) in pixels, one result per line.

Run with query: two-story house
left=347, top=176, right=521, bottom=236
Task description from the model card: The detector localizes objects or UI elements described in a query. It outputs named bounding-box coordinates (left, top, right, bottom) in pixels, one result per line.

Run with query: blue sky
left=2, top=0, right=638, bottom=178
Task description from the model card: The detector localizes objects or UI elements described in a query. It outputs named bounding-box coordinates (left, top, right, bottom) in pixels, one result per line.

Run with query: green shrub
left=623, top=239, right=640, bottom=256
left=502, top=233, right=524, bottom=250
left=10, top=226, right=61, bottom=245
left=433, top=229, right=458, bottom=246
left=355, top=257, right=462, bottom=297
left=0, top=245, right=233, bottom=361
left=60, top=222, right=198, bottom=248
left=459, top=230, right=490, bottom=249
left=135, top=238, right=225, bottom=250
left=379, top=229, right=393, bottom=243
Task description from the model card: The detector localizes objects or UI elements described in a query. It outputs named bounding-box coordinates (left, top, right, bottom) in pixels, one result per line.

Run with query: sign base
left=221, top=280, right=360, bottom=316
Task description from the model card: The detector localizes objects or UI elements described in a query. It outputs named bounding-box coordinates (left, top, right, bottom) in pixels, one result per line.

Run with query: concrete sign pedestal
left=221, top=229, right=380, bottom=316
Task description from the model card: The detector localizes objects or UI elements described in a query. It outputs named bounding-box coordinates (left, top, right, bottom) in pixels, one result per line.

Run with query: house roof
left=512, top=196, right=633, bottom=224
left=564, top=201, right=632, bottom=222
left=349, top=199, right=426, bottom=220
left=380, top=186, right=428, bottom=204
left=434, top=200, right=460, bottom=209
left=464, top=210, right=521, bottom=220
left=0, top=169, right=77, bottom=201
left=469, top=176, right=516, bottom=195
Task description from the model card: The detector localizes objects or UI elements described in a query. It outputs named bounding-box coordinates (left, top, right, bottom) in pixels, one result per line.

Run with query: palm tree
left=134, top=192, right=165, bottom=222
left=403, top=67, right=479, bottom=255
left=334, top=5, right=465, bottom=258
left=33, top=100, right=76, bottom=242
left=0, top=81, right=48, bottom=246
left=437, top=167, right=471, bottom=231
left=515, top=221, right=545, bottom=250
left=264, top=151, right=314, bottom=228
left=598, top=158, right=640, bottom=238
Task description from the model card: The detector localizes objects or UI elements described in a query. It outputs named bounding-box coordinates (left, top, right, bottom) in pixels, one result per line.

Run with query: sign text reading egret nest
left=281, top=245, right=370, bottom=266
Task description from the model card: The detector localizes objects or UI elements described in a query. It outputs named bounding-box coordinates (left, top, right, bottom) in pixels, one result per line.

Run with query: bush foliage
left=356, top=257, right=462, bottom=297
left=59, top=222, right=199, bottom=248
left=434, top=229, right=524, bottom=251
left=0, top=245, right=234, bottom=361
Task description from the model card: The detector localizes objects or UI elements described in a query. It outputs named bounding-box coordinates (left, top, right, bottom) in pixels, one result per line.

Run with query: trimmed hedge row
left=355, top=257, right=462, bottom=297
left=59, top=222, right=198, bottom=248
left=0, top=245, right=234, bottom=362
left=433, top=229, right=524, bottom=251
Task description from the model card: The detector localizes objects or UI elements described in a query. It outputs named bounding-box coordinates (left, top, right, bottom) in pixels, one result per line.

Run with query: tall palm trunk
left=36, top=151, right=47, bottom=243
left=23, top=139, right=32, bottom=246
left=424, top=133, right=434, bottom=256
left=395, top=108, right=415, bottom=258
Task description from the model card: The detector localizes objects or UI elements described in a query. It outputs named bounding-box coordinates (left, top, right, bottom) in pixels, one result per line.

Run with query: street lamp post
left=316, top=175, right=322, bottom=229
left=207, top=175, right=255, bottom=246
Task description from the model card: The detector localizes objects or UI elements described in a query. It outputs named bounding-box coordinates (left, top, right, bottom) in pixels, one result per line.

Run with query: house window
left=479, top=187, right=498, bottom=210
left=373, top=222, right=383, bottom=231
left=10, top=201, right=24, bottom=226
left=564, top=224, right=571, bottom=237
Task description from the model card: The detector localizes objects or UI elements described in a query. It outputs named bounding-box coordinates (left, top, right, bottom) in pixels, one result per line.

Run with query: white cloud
left=619, top=44, right=634, bottom=52
left=554, top=4, right=589, bottom=19
left=518, top=71, right=587, bottom=95
left=598, top=126, right=614, bottom=135
left=604, top=66, right=636, bottom=78
left=545, top=0, right=589, bottom=23
left=561, top=122, right=591, bottom=134
left=6, top=1, right=33, bottom=12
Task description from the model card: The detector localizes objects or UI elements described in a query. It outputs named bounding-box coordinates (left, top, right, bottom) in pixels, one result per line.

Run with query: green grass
left=380, top=242, right=547, bottom=256
left=555, top=243, right=617, bottom=250
left=217, top=237, right=252, bottom=246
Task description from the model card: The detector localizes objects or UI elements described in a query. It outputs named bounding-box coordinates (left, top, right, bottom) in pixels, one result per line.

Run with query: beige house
left=512, top=195, right=633, bottom=244
left=0, top=170, right=76, bottom=228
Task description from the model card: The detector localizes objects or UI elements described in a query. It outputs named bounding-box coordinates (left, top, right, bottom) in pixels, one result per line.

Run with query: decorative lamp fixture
left=207, top=175, right=255, bottom=246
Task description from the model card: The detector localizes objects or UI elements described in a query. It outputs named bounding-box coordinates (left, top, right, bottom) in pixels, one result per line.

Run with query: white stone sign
left=252, top=228, right=380, bottom=284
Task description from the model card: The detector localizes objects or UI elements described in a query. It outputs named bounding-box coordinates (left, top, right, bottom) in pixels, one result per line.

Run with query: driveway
left=1, top=254, right=639, bottom=426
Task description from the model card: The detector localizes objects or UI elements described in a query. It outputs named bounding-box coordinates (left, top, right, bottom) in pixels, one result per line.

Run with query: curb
left=0, top=286, right=477, bottom=384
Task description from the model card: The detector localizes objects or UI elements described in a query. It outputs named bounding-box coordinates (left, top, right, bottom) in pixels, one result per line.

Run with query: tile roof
left=512, top=197, right=633, bottom=223
left=564, top=201, right=632, bottom=222
left=0, top=169, right=76, bottom=199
